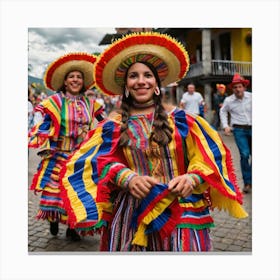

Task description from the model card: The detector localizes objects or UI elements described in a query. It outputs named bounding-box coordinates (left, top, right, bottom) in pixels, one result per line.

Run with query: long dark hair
left=119, top=61, right=173, bottom=147
left=57, top=70, right=87, bottom=93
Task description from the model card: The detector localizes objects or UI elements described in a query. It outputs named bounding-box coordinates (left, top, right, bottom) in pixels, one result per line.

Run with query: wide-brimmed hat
left=44, top=52, right=97, bottom=91
left=94, top=32, right=190, bottom=96
left=229, top=73, right=250, bottom=88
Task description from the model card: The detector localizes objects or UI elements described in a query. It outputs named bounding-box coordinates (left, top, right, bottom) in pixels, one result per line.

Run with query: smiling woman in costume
left=28, top=52, right=104, bottom=241
left=61, top=33, right=248, bottom=251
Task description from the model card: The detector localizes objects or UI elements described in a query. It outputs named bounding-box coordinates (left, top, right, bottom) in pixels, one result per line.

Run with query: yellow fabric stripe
left=123, top=146, right=136, bottom=172
left=194, top=117, right=230, bottom=183
left=81, top=143, right=102, bottom=220
left=34, top=159, right=51, bottom=191
left=179, top=199, right=206, bottom=209
left=131, top=223, right=148, bottom=247
left=187, top=118, right=236, bottom=196
left=44, top=186, right=60, bottom=193
left=117, top=168, right=136, bottom=187
left=42, top=97, right=61, bottom=125
left=132, top=192, right=176, bottom=247
left=94, top=100, right=103, bottom=112
left=210, top=188, right=248, bottom=218
left=63, top=126, right=104, bottom=223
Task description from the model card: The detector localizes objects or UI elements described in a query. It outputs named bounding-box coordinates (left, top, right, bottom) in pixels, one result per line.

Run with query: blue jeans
left=233, top=127, right=252, bottom=185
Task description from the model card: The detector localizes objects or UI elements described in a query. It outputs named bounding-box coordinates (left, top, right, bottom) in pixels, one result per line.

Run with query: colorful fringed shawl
left=29, top=93, right=104, bottom=193
left=29, top=93, right=104, bottom=150
left=61, top=108, right=248, bottom=246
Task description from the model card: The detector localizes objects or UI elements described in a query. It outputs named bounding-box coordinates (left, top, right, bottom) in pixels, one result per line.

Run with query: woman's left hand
left=168, top=175, right=194, bottom=198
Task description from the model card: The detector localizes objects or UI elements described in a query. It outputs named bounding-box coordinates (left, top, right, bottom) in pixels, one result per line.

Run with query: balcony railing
left=211, top=60, right=252, bottom=76
left=187, top=60, right=252, bottom=78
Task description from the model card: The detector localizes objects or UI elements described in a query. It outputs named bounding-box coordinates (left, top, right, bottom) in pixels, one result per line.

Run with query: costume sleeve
left=28, top=113, right=57, bottom=153
left=28, top=95, right=62, bottom=153
left=185, top=114, right=248, bottom=218
left=61, top=118, right=137, bottom=229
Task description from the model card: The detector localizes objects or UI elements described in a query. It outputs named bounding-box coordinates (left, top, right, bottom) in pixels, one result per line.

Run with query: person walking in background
left=180, top=83, right=205, bottom=116
left=28, top=86, right=34, bottom=132
left=28, top=52, right=104, bottom=241
left=212, top=83, right=227, bottom=130
left=61, top=33, right=247, bottom=252
left=220, top=73, right=252, bottom=193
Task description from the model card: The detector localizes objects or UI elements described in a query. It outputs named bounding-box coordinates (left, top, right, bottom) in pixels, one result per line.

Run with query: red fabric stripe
left=30, top=161, right=45, bottom=190
left=179, top=206, right=207, bottom=212
left=180, top=216, right=214, bottom=225
left=136, top=188, right=171, bottom=226
left=198, top=230, right=205, bottom=250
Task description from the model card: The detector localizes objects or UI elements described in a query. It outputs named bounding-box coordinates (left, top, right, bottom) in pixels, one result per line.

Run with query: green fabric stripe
left=177, top=223, right=215, bottom=230
left=60, top=98, right=66, bottom=135
left=49, top=96, right=61, bottom=113
left=100, top=164, right=111, bottom=179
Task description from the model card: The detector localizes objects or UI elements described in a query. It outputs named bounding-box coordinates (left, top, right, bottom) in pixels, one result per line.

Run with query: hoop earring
left=125, top=88, right=130, bottom=98
left=155, top=86, right=160, bottom=96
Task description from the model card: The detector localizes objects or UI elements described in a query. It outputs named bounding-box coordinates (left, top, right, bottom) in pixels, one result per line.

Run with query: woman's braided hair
left=118, top=61, right=173, bottom=147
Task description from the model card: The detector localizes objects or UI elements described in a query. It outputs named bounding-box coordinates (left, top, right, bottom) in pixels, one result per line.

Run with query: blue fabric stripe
left=41, top=195, right=61, bottom=201
left=182, top=208, right=210, bottom=217
left=174, top=109, right=189, bottom=139
left=69, top=121, right=115, bottom=220
left=39, top=157, right=57, bottom=188
left=131, top=183, right=168, bottom=228
left=145, top=208, right=171, bottom=234
left=174, top=110, right=189, bottom=168
left=179, top=193, right=204, bottom=203
left=195, top=120, right=235, bottom=192
left=38, top=114, right=52, bottom=131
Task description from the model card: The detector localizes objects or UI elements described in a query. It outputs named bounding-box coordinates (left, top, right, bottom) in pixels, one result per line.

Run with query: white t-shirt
left=181, top=91, right=203, bottom=114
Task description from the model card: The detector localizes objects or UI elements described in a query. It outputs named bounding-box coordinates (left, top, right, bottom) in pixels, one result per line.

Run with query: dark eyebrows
left=127, top=70, right=154, bottom=76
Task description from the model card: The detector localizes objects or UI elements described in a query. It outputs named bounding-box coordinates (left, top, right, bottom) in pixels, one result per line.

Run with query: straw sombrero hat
left=44, top=52, right=97, bottom=91
left=228, top=73, right=250, bottom=89
left=94, top=32, right=190, bottom=96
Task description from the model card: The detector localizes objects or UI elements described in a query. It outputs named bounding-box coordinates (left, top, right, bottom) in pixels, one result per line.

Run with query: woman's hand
left=168, top=175, right=194, bottom=198
left=128, top=175, right=159, bottom=199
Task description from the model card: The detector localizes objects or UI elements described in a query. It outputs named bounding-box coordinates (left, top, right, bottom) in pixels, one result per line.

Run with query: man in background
left=180, top=83, right=205, bottom=116
left=212, top=83, right=227, bottom=130
left=220, top=73, right=252, bottom=193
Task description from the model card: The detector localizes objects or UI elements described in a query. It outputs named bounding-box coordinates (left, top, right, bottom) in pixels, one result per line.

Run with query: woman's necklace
left=131, top=100, right=155, bottom=134
left=132, top=99, right=155, bottom=109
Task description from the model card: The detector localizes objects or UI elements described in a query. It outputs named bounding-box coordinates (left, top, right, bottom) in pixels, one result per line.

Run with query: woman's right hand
left=128, top=175, right=159, bottom=199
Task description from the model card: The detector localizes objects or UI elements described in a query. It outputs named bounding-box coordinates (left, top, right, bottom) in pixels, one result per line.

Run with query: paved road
left=28, top=132, right=252, bottom=253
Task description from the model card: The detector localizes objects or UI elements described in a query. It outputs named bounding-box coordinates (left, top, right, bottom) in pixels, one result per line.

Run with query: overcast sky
left=28, top=27, right=115, bottom=79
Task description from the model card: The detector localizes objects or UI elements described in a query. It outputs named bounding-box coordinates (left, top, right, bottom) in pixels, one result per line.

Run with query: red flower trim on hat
left=44, top=53, right=97, bottom=91
left=94, top=32, right=189, bottom=96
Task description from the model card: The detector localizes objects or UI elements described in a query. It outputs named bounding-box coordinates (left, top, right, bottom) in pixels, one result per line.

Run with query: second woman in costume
left=29, top=53, right=104, bottom=241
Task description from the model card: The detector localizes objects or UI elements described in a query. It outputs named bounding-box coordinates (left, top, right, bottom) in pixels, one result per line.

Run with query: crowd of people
left=28, top=32, right=251, bottom=252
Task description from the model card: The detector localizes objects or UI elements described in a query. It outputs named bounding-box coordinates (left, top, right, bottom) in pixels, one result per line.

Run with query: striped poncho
left=61, top=108, right=248, bottom=246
